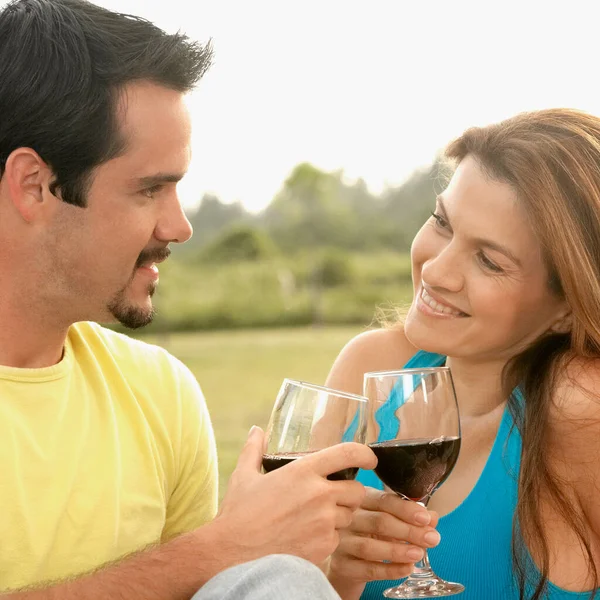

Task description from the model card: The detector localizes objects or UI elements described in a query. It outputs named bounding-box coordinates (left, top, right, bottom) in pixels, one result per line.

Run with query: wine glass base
left=383, top=577, right=464, bottom=598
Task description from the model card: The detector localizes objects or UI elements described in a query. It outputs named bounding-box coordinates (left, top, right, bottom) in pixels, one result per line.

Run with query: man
left=0, top=1, right=434, bottom=598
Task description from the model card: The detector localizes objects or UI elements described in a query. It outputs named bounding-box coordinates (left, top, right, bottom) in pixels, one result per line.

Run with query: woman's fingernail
left=407, top=547, right=424, bottom=561
left=414, top=512, right=431, bottom=525
left=424, top=530, right=441, bottom=546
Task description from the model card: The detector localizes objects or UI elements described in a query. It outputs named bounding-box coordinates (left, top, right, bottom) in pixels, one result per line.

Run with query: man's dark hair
left=0, top=0, right=212, bottom=206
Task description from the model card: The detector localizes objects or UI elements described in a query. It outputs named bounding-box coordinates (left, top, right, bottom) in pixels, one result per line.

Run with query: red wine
left=262, top=453, right=359, bottom=481
left=369, top=437, right=460, bottom=501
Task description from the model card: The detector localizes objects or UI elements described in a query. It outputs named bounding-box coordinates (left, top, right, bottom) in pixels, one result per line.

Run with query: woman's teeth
left=421, top=288, right=464, bottom=316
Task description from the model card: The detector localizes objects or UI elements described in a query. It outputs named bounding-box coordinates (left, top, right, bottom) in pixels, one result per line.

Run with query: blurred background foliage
left=146, top=156, right=448, bottom=333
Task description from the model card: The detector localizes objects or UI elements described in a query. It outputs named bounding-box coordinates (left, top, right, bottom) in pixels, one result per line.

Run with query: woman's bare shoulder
left=325, top=326, right=418, bottom=397
left=552, top=356, right=600, bottom=420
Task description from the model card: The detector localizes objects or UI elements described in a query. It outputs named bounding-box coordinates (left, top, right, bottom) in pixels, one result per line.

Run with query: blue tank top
left=354, top=350, right=594, bottom=600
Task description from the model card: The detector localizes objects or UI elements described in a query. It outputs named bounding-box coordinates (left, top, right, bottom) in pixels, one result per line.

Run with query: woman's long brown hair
left=444, top=109, right=600, bottom=598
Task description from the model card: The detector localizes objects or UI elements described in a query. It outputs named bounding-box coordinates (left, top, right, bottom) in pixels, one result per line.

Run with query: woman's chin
left=404, top=309, right=454, bottom=356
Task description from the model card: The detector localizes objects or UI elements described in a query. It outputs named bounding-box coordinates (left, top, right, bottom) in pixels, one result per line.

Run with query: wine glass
left=364, top=367, right=463, bottom=598
left=263, top=379, right=368, bottom=479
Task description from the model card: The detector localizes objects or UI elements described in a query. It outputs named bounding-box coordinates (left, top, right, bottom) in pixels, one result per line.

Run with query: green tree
left=260, top=163, right=361, bottom=252
left=200, top=225, right=278, bottom=263
left=184, top=194, right=251, bottom=251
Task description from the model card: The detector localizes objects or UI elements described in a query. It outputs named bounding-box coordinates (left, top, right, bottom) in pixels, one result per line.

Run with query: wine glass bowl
left=262, top=379, right=368, bottom=480
left=368, top=436, right=460, bottom=502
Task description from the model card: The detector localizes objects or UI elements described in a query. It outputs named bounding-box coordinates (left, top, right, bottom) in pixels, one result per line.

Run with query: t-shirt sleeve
left=161, top=361, right=218, bottom=541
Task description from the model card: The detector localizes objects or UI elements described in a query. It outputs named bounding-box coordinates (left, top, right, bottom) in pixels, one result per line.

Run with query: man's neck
left=0, top=299, right=70, bottom=368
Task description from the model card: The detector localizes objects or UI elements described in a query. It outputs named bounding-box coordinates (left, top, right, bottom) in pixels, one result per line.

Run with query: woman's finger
left=339, top=532, right=425, bottom=564
left=350, top=508, right=441, bottom=548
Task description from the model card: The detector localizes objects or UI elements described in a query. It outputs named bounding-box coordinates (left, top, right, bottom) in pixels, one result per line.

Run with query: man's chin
left=107, top=292, right=156, bottom=330
left=117, top=309, right=155, bottom=330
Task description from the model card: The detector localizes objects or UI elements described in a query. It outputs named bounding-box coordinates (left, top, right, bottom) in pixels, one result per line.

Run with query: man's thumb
left=235, top=426, right=266, bottom=473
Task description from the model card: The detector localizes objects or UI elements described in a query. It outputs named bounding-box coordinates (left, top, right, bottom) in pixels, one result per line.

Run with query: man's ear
left=2, top=148, right=55, bottom=223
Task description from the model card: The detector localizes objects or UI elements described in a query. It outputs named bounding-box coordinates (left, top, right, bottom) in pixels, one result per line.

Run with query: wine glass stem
left=412, top=548, right=434, bottom=578
left=411, top=499, right=435, bottom=579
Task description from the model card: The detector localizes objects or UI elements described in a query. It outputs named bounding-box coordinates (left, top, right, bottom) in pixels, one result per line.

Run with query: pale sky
left=10, top=0, right=600, bottom=212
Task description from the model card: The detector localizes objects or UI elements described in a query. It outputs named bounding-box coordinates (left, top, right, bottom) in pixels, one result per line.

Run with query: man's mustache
left=135, top=247, right=171, bottom=269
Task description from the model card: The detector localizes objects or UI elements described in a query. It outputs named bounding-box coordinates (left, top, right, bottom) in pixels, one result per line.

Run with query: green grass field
left=140, top=326, right=366, bottom=500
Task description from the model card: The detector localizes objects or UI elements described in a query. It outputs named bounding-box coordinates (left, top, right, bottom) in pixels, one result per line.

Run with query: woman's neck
left=445, top=355, right=508, bottom=418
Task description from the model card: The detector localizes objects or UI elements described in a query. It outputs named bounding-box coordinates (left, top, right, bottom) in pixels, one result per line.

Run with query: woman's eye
left=478, top=251, right=503, bottom=273
left=430, top=211, right=449, bottom=229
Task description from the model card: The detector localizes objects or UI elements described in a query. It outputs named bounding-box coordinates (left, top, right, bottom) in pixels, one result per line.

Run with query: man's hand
left=211, top=426, right=377, bottom=565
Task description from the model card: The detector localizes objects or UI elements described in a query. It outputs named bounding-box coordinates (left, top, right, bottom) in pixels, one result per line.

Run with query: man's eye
left=142, top=185, right=163, bottom=198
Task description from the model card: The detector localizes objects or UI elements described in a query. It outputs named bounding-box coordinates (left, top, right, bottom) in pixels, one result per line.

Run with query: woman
left=325, top=108, right=600, bottom=599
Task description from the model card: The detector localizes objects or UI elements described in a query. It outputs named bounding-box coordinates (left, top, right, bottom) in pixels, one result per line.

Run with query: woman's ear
left=549, top=310, right=572, bottom=335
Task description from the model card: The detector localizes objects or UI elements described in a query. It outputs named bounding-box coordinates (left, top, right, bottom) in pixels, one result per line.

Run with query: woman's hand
left=327, top=487, right=440, bottom=599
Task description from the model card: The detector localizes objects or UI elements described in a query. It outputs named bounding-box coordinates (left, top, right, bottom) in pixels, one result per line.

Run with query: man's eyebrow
left=135, top=173, right=185, bottom=187
left=436, top=196, right=522, bottom=267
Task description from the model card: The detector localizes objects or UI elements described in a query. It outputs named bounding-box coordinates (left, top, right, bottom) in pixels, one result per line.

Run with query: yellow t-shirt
left=0, top=322, right=218, bottom=591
